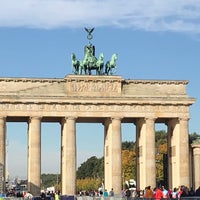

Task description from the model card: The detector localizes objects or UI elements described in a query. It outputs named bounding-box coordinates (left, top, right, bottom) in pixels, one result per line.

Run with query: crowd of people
left=122, top=185, right=200, bottom=199
left=41, top=190, right=61, bottom=200
left=78, top=188, right=114, bottom=197
left=77, top=185, right=200, bottom=199
left=3, top=185, right=200, bottom=200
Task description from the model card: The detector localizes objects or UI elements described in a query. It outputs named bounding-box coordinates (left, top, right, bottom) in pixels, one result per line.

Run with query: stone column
left=104, top=118, right=122, bottom=195
left=179, top=118, right=190, bottom=187
left=137, top=117, right=156, bottom=189
left=0, top=117, right=6, bottom=193
left=135, top=119, right=141, bottom=189
left=191, top=143, right=200, bottom=190
left=169, top=118, right=190, bottom=188
left=28, top=116, right=41, bottom=196
left=167, top=119, right=173, bottom=189
left=104, top=118, right=112, bottom=191
left=61, top=117, right=76, bottom=195
left=111, top=117, right=122, bottom=195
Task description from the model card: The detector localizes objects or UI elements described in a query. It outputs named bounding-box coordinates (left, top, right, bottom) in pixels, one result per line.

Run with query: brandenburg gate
left=0, top=75, right=196, bottom=195
left=0, top=29, right=198, bottom=196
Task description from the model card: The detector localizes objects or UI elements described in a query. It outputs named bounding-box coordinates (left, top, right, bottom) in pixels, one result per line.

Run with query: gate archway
left=0, top=75, right=195, bottom=195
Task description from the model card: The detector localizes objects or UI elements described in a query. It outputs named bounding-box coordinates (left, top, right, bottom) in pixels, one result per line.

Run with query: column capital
left=103, top=117, right=123, bottom=126
left=191, top=143, right=200, bottom=149
left=178, top=117, right=190, bottom=122
left=29, top=116, right=42, bottom=120
left=103, top=117, right=111, bottom=126
left=0, top=116, right=6, bottom=125
left=65, top=116, right=77, bottom=120
left=111, top=117, right=123, bottom=121
left=145, top=116, right=157, bottom=121
left=61, top=116, right=77, bottom=125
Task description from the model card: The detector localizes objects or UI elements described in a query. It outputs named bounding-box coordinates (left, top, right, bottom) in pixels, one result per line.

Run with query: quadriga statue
left=105, top=53, right=118, bottom=75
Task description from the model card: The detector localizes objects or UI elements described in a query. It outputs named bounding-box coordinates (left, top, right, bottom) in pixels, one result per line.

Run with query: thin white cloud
left=0, top=0, right=200, bottom=33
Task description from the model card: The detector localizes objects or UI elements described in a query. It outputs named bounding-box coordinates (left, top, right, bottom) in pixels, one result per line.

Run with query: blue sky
left=1, top=0, right=200, bottom=179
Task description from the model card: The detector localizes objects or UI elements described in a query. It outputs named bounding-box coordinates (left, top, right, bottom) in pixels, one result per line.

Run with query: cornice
left=0, top=77, right=65, bottom=83
left=0, top=77, right=189, bottom=85
left=123, top=79, right=189, bottom=85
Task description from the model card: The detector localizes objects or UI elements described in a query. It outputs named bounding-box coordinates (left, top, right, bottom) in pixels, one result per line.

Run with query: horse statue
left=71, top=53, right=81, bottom=75
left=96, top=53, right=104, bottom=75
left=105, top=53, right=118, bottom=75
left=81, top=44, right=98, bottom=75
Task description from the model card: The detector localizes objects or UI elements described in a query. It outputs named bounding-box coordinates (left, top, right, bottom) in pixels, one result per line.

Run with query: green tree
left=155, top=130, right=167, bottom=145
left=77, top=177, right=102, bottom=192
left=77, top=156, right=104, bottom=179
left=122, top=141, right=135, bottom=150
left=189, top=132, right=200, bottom=144
left=122, top=149, right=136, bottom=185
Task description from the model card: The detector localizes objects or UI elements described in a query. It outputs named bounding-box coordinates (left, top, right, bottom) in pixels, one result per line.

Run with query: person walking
left=144, top=185, right=153, bottom=198
left=109, top=188, right=114, bottom=197
left=155, top=186, right=163, bottom=200
left=103, top=189, right=109, bottom=197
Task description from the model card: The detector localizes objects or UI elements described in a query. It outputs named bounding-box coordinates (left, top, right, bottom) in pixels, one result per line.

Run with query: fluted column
left=191, top=143, right=200, bottom=190
left=61, top=117, right=76, bottom=195
left=145, top=118, right=156, bottom=188
left=111, top=117, right=122, bottom=195
left=28, top=116, right=41, bottom=196
left=0, top=117, right=6, bottom=193
left=104, top=118, right=112, bottom=191
left=167, top=119, right=173, bottom=189
left=179, top=118, right=190, bottom=186
left=169, top=118, right=190, bottom=188
left=136, top=119, right=141, bottom=189
left=104, top=117, right=122, bottom=195
left=137, top=117, right=156, bottom=189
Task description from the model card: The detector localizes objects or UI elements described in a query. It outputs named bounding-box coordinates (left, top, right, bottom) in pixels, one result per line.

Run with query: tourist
left=103, top=189, right=108, bottom=197
left=155, top=186, right=163, bottom=200
left=55, top=191, right=60, bottom=200
left=144, top=185, right=153, bottom=198
left=125, top=188, right=132, bottom=200
left=196, top=186, right=200, bottom=196
left=189, top=187, right=195, bottom=196
left=172, top=187, right=178, bottom=199
left=109, top=188, right=114, bottom=196
left=162, top=186, right=169, bottom=198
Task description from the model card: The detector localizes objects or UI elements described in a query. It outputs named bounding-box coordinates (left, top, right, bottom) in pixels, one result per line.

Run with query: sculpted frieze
left=67, top=81, right=120, bottom=96
left=0, top=103, right=189, bottom=117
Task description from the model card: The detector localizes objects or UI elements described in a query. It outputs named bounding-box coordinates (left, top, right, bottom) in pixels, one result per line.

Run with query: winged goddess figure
left=85, top=27, right=95, bottom=40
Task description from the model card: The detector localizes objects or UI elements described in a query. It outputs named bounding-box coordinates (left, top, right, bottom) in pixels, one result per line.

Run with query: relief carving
left=69, top=81, right=119, bottom=94
left=0, top=103, right=191, bottom=117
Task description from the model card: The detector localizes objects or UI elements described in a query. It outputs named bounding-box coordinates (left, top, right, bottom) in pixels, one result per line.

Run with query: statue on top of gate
left=71, top=27, right=118, bottom=76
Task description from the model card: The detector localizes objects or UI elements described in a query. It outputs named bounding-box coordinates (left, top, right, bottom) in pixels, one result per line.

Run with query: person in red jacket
left=155, top=186, right=163, bottom=200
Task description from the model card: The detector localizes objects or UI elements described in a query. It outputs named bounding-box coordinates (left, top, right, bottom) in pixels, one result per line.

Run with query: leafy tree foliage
left=77, top=177, right=102, bottom=192
left=155, top=143, right=167, bottom=181
left=155, top=130, right=167, bottom=145
left=189, top=132, right=200, bottom=144
left=122, top=149, right=136, bottom=183
left=77, top=156, right=104, bottom=179
left=122, top=141, right=135, bottom=150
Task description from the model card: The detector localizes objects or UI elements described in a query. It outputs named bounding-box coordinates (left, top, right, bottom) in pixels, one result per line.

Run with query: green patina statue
left=71, top=27, right=117, bottom=75
left=105, top=53, right=118, bottom=75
